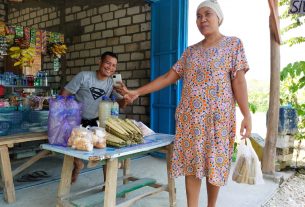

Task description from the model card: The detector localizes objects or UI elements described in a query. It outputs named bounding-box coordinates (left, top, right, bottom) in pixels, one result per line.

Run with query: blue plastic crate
left=0, top=106, right=17, bottom=112
left=0, top=110, right=49, bottom=136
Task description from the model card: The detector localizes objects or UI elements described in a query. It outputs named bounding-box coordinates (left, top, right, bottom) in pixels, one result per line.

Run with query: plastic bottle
left=34, top=73, right=39, bottom=86
left=18, top=101, right=23, bottom=111
left=111, top=96, right=119, bottom=118
left=99, top=96, right=112, bottom=128
left=43, top=72, right=48, bottom=86
left=39, top=72, right=43, bottom=86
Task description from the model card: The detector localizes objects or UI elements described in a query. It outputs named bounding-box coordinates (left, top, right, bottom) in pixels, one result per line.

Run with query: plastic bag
left=132, top=120, right=155, bottom=137
left=232, top=139, right=264, bottom=185
left=90, top=127, right=106, bottom=149
left=69, top=126, right=93, bottom=151
left=48, top=96, right=68, bottom=146
left=72, top=137, right=93, bottom=151
left=48, top=96, right=82, bottom=147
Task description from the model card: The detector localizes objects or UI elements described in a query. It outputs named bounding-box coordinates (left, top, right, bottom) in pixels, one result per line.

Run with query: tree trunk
left=262, top=13, right=281, bottom=174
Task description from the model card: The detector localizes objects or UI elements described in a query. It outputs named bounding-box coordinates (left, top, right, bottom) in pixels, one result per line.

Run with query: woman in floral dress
left=118, top=1, right=252, bottom=206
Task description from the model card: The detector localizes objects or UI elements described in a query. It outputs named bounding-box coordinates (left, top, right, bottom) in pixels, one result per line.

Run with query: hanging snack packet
left=30, top=28, right=36, bottom=48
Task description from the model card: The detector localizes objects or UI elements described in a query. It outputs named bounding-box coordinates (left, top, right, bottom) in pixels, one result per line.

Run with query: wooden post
left=56, top=155, right=74, bottom=207
left=104, top=158, right=119, bottom=207
left=123, top=158, right=131, bottom=184
left=166, top=144, right=176, bottom=207
left=262, top=0, right=281, bottom=174
left=0, top=146, right=16, bottom=203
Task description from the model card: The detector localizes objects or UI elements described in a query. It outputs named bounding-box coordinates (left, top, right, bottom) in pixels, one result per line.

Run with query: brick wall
left=0, top=2, right=5, bottom=21
left=5, top=1, right=151, bottom=125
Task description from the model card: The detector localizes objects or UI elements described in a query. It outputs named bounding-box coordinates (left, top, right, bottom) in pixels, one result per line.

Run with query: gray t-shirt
left=64, top=71, right=120, bottom=120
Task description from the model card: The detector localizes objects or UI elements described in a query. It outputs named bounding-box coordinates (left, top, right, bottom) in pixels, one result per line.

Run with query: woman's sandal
left=30, top=170, right=51, bottom=178
left=17, top=174, right=43, bottom=182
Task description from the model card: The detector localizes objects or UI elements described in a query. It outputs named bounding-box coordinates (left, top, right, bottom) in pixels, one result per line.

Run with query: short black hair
left=101, top=51, right=118, bottom=62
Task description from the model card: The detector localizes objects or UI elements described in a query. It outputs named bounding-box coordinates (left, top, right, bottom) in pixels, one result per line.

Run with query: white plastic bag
left=232, top=139, right=264, bottom=185
left=68, top=126, right=94, bottom=151
left=90, top=127, right=107, bottom=149
left=132, top=121, right=155, bottom=137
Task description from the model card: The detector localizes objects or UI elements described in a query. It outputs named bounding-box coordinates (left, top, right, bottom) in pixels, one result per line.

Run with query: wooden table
left=41, top=133, right=177, bottom=207
left=0, top=132, right=49, bottom=203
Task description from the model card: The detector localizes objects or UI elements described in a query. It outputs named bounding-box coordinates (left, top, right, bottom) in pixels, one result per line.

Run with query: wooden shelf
left=4, top=85, right=50, bottom=89
left=0, top=132, right=48, bottom=146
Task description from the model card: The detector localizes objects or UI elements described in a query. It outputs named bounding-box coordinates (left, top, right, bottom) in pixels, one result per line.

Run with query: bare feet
left=71, top=159, right=84, bottom=184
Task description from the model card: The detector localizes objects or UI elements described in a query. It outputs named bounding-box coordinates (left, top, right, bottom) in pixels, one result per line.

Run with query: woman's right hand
left=124, top=90, right=139, bottom=104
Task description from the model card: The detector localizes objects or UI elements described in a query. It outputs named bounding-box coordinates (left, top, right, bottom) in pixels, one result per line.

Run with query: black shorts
left=81, top=118, right=98, bottom=128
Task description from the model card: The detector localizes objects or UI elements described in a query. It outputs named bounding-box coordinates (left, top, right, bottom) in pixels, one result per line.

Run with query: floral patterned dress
left=170, top=36, right=249, bottom=186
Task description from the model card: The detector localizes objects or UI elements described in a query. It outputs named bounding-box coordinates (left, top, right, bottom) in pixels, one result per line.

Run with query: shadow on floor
left=0, top=155, right=103, bottom=194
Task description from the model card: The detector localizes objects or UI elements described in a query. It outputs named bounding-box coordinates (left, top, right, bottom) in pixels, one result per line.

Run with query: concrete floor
left=0, top=155, right=291, bottom=207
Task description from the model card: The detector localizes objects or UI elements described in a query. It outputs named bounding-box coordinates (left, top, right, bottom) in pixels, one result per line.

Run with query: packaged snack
left=90, top=127, right=106, bottom=149
left=232, top=139, right=264, bottom=185
left=68, top=126, right=93, bottom=151
left=72, top=137, right=93, bottom=151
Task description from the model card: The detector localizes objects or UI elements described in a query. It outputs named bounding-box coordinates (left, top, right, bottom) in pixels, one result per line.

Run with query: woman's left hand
left=240, top=115, right=252, bottom=140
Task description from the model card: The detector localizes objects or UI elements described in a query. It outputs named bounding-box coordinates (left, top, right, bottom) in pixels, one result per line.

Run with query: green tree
left=279, top=0, right=305, bottom=168
left=279, top=0, right=305, bottom=142
left=279, top=0, right=305, bottom=46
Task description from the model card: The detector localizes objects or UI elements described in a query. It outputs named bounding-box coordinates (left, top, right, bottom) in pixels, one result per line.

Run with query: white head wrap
left=197, top=0, right=224, bottom=25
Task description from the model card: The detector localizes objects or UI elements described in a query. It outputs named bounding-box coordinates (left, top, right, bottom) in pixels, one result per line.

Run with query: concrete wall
left=4, top=1, right=151, bottom=124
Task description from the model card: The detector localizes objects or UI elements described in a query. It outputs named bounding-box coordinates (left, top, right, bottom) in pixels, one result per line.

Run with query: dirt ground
left=262, top=141, right=305, bottom=207
left=262, top=171, right=305, bottom=207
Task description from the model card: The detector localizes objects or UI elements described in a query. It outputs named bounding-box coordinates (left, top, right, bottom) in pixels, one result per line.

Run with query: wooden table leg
left=166, top=144, right=176, bottom=207
left=104, top=158, right=118, bottom=207
left=12, top=150, right=51, bottom=177
left=0, top=145, right=16, bottom=203
left=123, top=158, right=131, bottom=184
left=56, top=155, right=74, bottom=207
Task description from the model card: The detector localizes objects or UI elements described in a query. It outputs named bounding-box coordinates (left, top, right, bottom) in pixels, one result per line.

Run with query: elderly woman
left=118, top=0, right=252, bottom=206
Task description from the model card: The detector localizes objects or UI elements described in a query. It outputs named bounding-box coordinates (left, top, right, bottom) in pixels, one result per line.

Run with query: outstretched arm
left=116, top=69, right=180, bottom=103
left=232, top=70, right=252, bottom=139
left=137, top=69, right=180, bottom=95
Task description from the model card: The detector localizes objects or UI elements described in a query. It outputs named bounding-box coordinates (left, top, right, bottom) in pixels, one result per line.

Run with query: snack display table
left=41, top=133, right=177, bottom=207
left=0, top=132, right=49, bottom=203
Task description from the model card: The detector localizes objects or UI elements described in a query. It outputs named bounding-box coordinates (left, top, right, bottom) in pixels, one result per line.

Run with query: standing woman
left=118, top=0, right=252, bottom=206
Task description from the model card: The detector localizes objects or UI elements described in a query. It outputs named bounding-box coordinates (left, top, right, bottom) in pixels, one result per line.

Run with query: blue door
left=149, top=0, right=188, bottom=134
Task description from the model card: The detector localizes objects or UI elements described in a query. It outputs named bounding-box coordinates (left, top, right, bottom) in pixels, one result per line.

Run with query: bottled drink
left=111, top=96, right=119, bottom=118
left=99, top=96, right=112, bottom=128
left=9, top=72, right=14, bottom=85
left=36, top=72, right=42, bottom=86
left=22, top=75, right=27, bottom=86
left=43, top=72, right=48, bottom=86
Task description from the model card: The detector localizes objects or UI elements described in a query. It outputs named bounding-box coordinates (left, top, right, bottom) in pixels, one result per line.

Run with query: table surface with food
left=41, top=133, right=174, bottom=161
